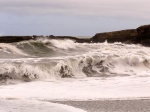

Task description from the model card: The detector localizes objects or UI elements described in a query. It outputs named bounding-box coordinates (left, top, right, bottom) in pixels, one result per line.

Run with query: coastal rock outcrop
left=135, top=25, right=150, bottom=46
left=91, top=24, right=150, bottom=46
left=0, top=36, right=34, bottom=43
left=91, top=29, right=138, bottom=43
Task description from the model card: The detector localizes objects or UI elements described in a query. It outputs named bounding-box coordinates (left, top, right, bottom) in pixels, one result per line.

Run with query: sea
left=0, top=37, right=150, bottom=112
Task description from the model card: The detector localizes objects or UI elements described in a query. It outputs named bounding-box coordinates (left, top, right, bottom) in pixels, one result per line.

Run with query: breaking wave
left=41, top=38, right=77, bottom=49
left=0, top=43, right=28, bottom=57
left=1, top=38, right=150, bottom=84
left=0, top=38, right=78, bottom=58
left=15, top=38, right=79, bottom=57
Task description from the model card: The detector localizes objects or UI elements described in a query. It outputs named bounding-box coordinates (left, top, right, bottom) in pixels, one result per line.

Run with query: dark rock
left=135, top=25, right=150, bottom=46
left=137, top=25, right=150, bottom=35
left=91, top=29, right=138, bottom=43
left=0, top=36, right=34, bottom=43
left=91, top=24, right=150, bottom=46
left=140, top=39, right=150, bottom=46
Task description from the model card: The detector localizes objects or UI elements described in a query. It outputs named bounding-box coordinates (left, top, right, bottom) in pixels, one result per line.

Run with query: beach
left=52, top=99, right=150, bottom=112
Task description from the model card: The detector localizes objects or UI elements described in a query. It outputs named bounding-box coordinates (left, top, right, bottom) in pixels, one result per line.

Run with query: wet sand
left=52, top=99, right=150, bottom=112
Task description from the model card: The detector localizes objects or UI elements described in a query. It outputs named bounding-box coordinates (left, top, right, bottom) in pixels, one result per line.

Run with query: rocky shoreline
left=91, top=24, right=150, bottom=46
left=0, top=24, right=150, bottom=46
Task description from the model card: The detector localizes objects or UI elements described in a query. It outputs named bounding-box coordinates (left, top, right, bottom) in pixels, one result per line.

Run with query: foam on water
left=1, top=39, right=150, bottom=105
left=15, top=38, right=80, bottom=57
left=1, top=40, right=150, bottom=84
left=41, top=38, right=77, bottom=49
left=0, top=99, right=86, bottom=112
left=0, top=43, right=28, bottom=56
left=1, top=77, right=150, bottom=100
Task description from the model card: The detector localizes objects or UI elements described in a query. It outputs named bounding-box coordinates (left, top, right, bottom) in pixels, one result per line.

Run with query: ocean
left=0, top=37, right=150, bottom=112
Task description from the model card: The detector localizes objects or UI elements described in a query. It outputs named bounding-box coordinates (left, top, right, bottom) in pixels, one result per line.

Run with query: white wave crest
left=0, top=43, right=28, bottom=56
left=1, top=52, right=150, bottom=85
left=41, top=39, right=77, bottom=49
left=1, top=41, right=150, bottom=85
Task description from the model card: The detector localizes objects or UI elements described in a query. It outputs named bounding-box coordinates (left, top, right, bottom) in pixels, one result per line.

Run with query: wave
left=0, top=43, right=28, bottom=58
left=14, top=38, right=80, bottom=57
left=1, top=50, right=150, bottom=84
left=0, top=38, right=79, bottom=58
left=1, top=38, right=150, bottom=84
left=40, top=38, right=77, bottom=50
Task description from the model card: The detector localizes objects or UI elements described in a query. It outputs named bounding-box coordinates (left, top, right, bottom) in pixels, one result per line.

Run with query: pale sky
left=0, top=0, right=150, bottom=36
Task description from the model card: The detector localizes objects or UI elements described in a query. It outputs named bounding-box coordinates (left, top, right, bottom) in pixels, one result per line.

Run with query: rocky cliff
left=0, top=36, right=33, bottom=43
left=135, top=25, right=150, bottom=46
left=91, top=29, right=137, bottom=43
left=91, top=24, right=150, bottom=46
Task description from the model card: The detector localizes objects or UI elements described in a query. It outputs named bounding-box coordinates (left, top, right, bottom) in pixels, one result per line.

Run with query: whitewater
left=0, top=37, right=150, bottom=112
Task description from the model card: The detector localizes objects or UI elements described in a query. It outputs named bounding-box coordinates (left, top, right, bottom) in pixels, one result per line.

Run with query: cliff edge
left=91, top=24, right=150, bottom=46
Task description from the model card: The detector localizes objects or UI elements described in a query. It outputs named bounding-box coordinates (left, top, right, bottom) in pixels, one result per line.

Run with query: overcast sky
left=0, top=0, right=150, bottom=36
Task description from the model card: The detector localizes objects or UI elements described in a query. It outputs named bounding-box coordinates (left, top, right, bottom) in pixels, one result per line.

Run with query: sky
left=0, top=0, right=150, bottom=36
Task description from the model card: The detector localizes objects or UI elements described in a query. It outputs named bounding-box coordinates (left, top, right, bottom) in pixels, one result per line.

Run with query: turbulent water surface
left=1, top=38, right=150, bottom=82
left=0, top=37, right=150, bottom=111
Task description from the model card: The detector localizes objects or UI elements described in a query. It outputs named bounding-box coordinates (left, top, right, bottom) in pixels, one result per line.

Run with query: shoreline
left=51, top=99, right=150, bottom=112
left=45, top=97, right=150, bottom=101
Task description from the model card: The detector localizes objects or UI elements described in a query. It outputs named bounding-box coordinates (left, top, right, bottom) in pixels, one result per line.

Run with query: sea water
left=0, top=37, right=150, bottom=111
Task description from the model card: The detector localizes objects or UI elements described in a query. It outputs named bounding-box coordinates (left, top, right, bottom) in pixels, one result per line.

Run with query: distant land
left=0, top=24, right=150, bottom=46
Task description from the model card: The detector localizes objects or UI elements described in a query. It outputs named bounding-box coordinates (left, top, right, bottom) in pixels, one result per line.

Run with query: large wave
left=0, top=38, right=80, bottom=58
left=0, top=38, right=150, bottom=84
left=0, top=43, right=28, bottom=58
